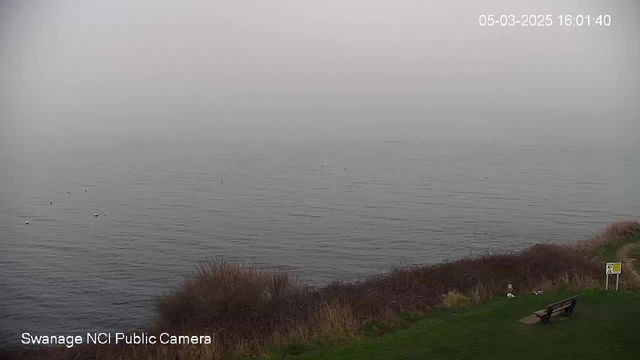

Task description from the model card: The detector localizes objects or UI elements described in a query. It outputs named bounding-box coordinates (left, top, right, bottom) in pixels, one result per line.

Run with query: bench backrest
left=546, top=296, right=577, bottom=310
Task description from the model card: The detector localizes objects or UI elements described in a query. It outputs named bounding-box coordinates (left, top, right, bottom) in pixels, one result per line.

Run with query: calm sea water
left=1, top=134, right=639, bottom=345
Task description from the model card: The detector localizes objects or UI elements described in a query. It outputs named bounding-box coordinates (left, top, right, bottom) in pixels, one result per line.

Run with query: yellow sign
left=614, top=263, right=621, bottom=272
left=606, top=262, right=622, bottom=275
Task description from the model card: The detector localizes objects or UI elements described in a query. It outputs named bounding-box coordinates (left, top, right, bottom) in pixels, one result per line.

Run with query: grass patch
left=276, top=291, right=640, bottom=360
left=361, top=312, right=422, bottom=337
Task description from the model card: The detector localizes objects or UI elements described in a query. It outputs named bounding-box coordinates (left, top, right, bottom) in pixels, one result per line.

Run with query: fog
left=1, top=0, right=639, bottom=150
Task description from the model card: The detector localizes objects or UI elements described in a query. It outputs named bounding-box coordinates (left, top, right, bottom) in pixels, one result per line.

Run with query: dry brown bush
left=571, top=220, right=640, bottom=255
left=442, top=291, right=472, bottom=309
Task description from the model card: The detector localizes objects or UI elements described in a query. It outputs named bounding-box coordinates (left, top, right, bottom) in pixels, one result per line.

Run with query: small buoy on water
left=50, top=202, right=53, bottom=205
left=94, top=214, right=99, bottom=217
left=85, top=190, right=88, bottom=192
left=25, top=221, right=29, bottom=225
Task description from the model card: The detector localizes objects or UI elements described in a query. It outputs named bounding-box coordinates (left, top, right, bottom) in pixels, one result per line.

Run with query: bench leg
left=565, top=299, right=577, bottom=317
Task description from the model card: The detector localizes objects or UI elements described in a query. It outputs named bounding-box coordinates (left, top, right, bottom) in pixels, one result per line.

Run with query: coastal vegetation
left=2, top=220, right=639, bottom=360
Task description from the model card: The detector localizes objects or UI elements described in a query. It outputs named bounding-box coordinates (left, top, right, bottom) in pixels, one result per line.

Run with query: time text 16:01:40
left=478, top=14, right=611, bottom=27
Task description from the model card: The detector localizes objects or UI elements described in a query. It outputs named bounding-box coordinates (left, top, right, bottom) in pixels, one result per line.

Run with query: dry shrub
left=314, top=301, right=358, bottom=337
left=154, top=257, right=310, bottom=355
left=567, top=273, right=601, bottom=290
left=267, top=324, right=309, bottom=348
left=572, top=220, right=640, bottom=255
left=533, top=272, right=602, bottom=293
left=442, top=291, right=472, bottom=309
left=157, top=257, right=301, bottom=329
left=231, top=340, right=253, bottom=357
left=535, top=277, right=556, bottom=293
left=469, top=286, right=492, bottom=304
left=344, top=243, right=601, bottom=312
left=139, top=343, right=222, bottom=360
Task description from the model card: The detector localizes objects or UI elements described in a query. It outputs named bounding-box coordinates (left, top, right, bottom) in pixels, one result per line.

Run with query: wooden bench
left=534, top=296, right=578, bottom=324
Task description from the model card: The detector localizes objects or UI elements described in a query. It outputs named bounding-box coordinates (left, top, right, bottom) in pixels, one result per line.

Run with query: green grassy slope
left=270, top=291, right=640, bottom=360
left=596, top=232, right=640, bottom=262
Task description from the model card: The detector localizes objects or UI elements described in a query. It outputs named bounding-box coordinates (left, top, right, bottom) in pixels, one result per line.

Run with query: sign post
left=605, top=262, right=622, bottom=291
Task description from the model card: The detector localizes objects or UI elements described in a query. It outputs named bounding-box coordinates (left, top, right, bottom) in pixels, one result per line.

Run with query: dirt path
left=616, top=242, right=640, bottom=285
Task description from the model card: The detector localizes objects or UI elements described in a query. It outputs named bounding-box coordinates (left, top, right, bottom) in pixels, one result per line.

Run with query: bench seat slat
left=535, top=303, right=572, bottom=316
left=534, top=296, right=578, bottom=319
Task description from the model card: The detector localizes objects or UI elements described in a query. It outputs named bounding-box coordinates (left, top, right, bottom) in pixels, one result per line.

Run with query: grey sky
left=1, top=0, right=638, bottom=146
